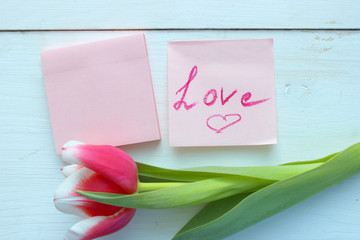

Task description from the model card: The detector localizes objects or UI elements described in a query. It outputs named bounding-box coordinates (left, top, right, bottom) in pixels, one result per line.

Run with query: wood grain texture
left=1, top=0, right=360, bottom=30
left=1, top=30, right=360, bottom=240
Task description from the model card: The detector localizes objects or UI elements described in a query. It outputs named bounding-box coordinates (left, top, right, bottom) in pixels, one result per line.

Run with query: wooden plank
left=1, top=30, right=360, bottom=239
left=1, top=0, right=359, bottom=30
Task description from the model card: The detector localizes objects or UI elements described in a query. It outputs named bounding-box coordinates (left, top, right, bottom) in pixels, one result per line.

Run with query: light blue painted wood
left=1, top=0, right=359, bottom=30
left=1, top=30, right=360, bottom=239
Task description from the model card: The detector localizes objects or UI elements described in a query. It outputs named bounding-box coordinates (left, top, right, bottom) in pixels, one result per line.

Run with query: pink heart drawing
left=206, top=114, right=241, bottom=133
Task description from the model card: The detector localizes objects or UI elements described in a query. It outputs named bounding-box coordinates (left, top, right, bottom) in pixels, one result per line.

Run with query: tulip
left=54, top=141, right=138, bottom=240
left=53, top=141, right=360, bottom=240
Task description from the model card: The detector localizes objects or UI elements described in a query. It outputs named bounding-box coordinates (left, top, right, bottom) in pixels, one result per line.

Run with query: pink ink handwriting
left=221, top=87, right=238, bottom=105
left=206, top=114, right=242, bottom=133
left=241, top=92, right=269, bottom=107
left=173, top=66, right=271, bottom=133
left=174, top=66, right=269, bottom=110
left=173, top=65, right=198, bottom=110
left=203, top=89, right=217, bottom=106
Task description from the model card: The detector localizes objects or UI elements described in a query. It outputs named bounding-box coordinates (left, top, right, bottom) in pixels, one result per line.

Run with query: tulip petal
left=64, top=208, right=136, bottom=240
left=62, top=164, right=83, bottom=178
left=54, top=168, right=126, bottom=218
left=62, top=141, right=138, bottom=194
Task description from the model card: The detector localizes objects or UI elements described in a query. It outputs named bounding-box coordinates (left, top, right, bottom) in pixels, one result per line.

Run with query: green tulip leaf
left=175, top=193, right=250, bottom=236
left=137, top=175, right=178, bottom=183
left=78, top=176, right=275, bottom=209
left=183, top=163, right=322, bottom=181
left=280, top=152, right=338, bottom=166
left=136, top=161, right=323, bottom=183
left=173, top=143, right=360, bottom=240
left=136, top=162, right=235, bottom=182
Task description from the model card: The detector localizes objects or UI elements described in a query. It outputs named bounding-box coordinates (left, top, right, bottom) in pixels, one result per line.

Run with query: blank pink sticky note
left=168, top=38, right=277, bottom=146
left=41, top=34, right=160, bottom=154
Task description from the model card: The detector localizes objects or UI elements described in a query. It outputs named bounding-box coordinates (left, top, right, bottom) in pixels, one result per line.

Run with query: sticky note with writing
left=41, top=34, right=160, bottom=154
left=168, top=38, right=277, bottom=147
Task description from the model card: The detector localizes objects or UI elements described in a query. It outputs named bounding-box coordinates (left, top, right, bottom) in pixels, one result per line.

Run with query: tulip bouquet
left=54, top=141, right=360, bottom=240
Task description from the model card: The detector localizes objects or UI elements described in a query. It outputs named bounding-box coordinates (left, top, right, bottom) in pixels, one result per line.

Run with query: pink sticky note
left=168, top=38, right=277, bottom=146
left=41, top=34, right=160, bottom=154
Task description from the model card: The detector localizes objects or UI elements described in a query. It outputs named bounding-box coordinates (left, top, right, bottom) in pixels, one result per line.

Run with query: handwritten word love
left=174, top=65, right=269, bottom=110
left=173, top=65, right=270, bottom=133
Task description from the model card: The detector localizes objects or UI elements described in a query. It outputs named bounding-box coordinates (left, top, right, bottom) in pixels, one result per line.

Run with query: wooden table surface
left=1, top=1, right=360, bottom=239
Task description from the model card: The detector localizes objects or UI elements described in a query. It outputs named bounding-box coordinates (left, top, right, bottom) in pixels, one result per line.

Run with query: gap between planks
left=0, top=28, right=359, bottom=32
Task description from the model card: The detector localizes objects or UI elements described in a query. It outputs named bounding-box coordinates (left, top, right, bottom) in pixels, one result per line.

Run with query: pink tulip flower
left=54, top=141, right=138, bottom=240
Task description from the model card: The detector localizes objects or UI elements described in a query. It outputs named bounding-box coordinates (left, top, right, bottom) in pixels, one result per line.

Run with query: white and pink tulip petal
left=61, top=141, right=86, bottom=165
left=61, top=141, right=138, bottom=194
left=54, top=168, right=126, bottom=218
left=61, top=164, right=84, bottom=178
left=64, top=208, right=136, bottom=240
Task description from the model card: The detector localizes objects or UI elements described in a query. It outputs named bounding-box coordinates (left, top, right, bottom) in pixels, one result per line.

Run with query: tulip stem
left=138, top=181, right=188, bottom=192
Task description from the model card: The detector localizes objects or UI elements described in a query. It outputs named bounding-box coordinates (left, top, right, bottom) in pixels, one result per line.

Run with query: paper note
left=168, top=38, right=277, bottom=146
left=41, top=34, right=160, bottom=154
